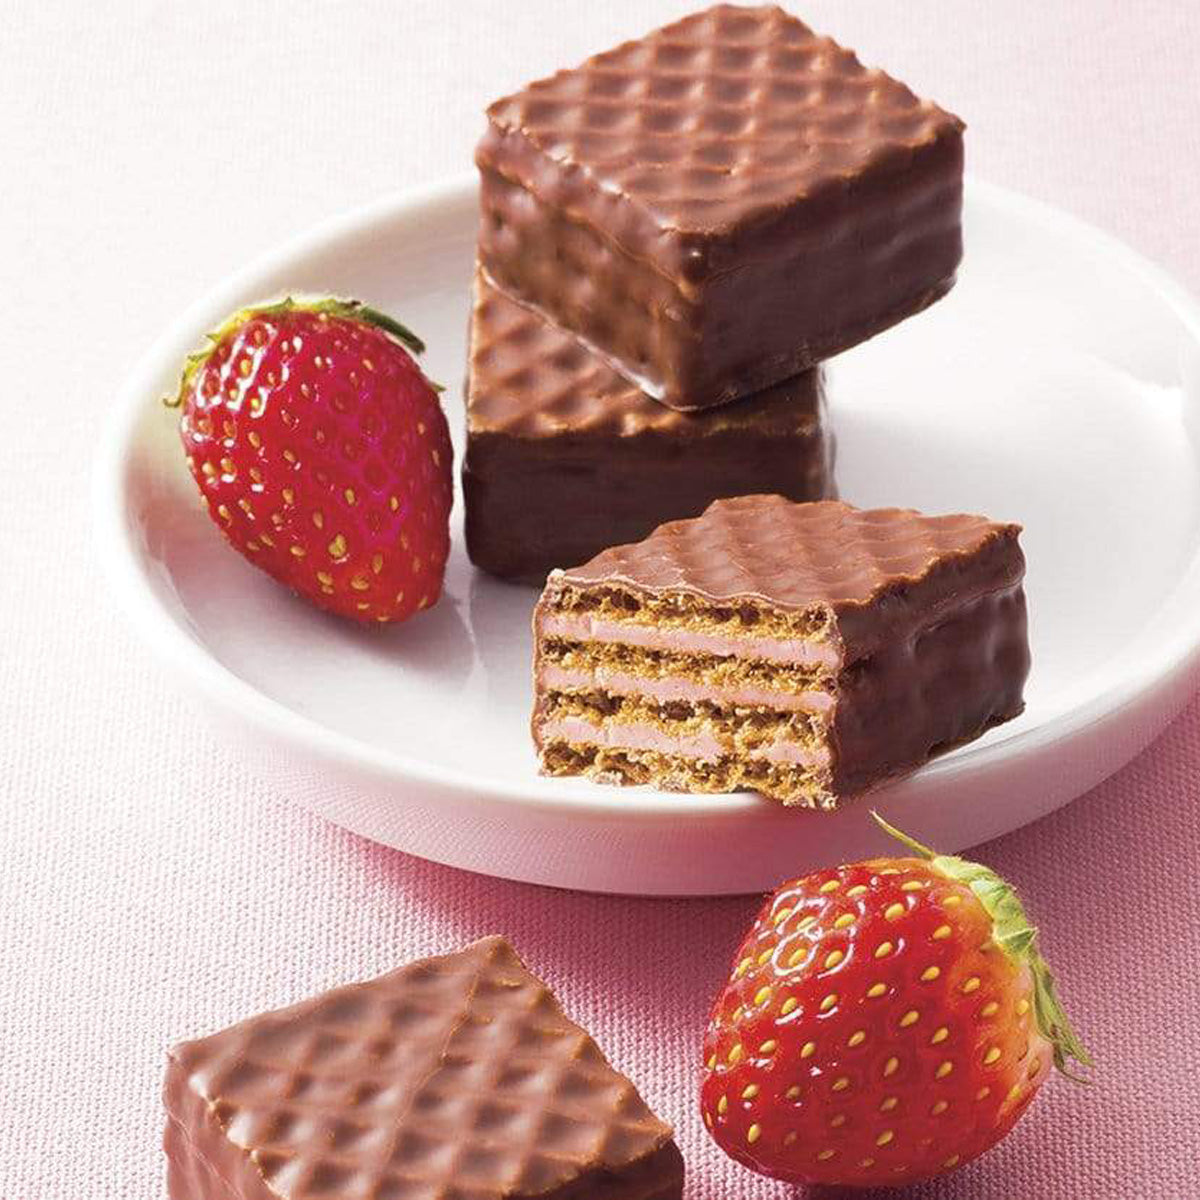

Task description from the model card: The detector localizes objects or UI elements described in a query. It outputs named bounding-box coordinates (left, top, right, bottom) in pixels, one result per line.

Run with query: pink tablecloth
left=2, top=2, right=1199, bottom=1197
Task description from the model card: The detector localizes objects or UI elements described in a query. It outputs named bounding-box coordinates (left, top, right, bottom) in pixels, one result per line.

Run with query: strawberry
left=174, top=297, right=452, bottom=624
left=700, top=815, right=1090, bottom=1188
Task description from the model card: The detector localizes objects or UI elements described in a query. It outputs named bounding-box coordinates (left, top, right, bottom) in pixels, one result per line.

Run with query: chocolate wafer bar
left=164, top=936, right=684, bottom=1200
left=477, top=4, right=964, bottom=411
left=532, top=497, right=1028, bottom=807
left=463, top=272, right=833, bottom=585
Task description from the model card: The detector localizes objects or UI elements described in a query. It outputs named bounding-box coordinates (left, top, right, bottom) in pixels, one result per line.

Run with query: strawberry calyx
left=871, top=811, right=1094, bottom=1080
left=167, top=295, right=426, bottom=407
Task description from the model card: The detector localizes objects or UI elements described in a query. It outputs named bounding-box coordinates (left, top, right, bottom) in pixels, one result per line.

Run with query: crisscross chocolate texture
left=467, top=272, right=825, bottom=439
left=559, top=497, right=1014, bottom=616
left=164, top=937, right=683, bottom=1200
left=486, top=4, right=955, bottom=238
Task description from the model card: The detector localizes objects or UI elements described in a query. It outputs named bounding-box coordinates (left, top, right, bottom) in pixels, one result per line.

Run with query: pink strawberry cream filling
left=537, top=717, right=831, bottom=767
left=537, top=665, right=836, bottom=714
left=537, top=613, right=841, bottom=667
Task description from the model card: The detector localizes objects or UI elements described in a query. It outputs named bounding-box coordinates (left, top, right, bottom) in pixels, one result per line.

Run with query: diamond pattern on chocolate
left=558, top=496, right=1018, bottom=611
left=486, top=4, right=962, bottom=235
left=468, top=270, right=823, bottom=437
left=165, top=937, right=676, bottom=1200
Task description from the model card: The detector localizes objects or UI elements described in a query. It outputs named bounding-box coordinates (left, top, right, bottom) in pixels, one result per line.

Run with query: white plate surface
left=97, top=176, right=1200, bottom=894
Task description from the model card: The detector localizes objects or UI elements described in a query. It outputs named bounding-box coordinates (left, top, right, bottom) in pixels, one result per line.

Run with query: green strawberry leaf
left=164, top=294, right=428, bottom=408
left=872, top=811, right=1094, bottom=1081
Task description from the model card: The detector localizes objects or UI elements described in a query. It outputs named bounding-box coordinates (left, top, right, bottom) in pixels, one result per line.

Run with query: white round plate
left=97, top=175, right=1200, bottom=895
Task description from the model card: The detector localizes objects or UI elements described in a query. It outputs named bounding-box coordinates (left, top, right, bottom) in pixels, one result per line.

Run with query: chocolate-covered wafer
left=532, top=497, right=1028, bottom=807
left=164, top=936, right=684, bottom=1200
left=477, top=4, right=964, bottom=410
left=463, top=272, right=834, bottom=585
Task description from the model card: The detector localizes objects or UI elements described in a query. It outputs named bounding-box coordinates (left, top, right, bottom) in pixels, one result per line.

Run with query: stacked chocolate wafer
left=460, top=5, right=1025, bottom=807
left=463, top=3, right=964, bottom=585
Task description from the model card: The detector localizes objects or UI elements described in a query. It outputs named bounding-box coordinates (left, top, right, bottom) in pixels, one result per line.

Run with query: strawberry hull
left=176, top=300, right=453, bottom=625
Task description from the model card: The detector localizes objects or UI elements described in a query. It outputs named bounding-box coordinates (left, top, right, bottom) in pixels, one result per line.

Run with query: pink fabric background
left=2, top=2, right=1199, bottom=1196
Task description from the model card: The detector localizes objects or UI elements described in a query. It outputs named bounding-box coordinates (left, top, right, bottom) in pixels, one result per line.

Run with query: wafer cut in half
left=532, top=496, right=1030, bottom=808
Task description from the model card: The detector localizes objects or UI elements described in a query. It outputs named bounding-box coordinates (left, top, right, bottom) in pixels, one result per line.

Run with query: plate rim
left=94, top=172, right=1200, bottom=822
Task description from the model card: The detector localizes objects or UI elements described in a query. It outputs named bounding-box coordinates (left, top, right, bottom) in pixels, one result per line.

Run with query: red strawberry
left=175, top=297, right=452, bottom=624
left=700, top=815, right=1090, bottom=1188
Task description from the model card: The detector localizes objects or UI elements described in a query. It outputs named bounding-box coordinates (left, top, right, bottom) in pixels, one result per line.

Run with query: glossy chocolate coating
left=164, top=937, right=684, bottom=1200
left=463, top=273, right=834, bottom=585
left=477, top=4, right=964, bottom=410
left=542, top=496, right=1029, bottom=800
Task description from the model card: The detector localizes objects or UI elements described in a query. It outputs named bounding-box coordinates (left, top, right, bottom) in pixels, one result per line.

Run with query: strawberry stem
left=871, top=811, right=1094, bottom=1081
left=870, top=812, right=936, bottom=859
left=164, top=295, right=425, bottom=408
left=322, top=299, right=425, bottom=355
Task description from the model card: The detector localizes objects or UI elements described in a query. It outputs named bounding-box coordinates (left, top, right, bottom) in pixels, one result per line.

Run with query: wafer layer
left=536, top=583, right=839, bottom=806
